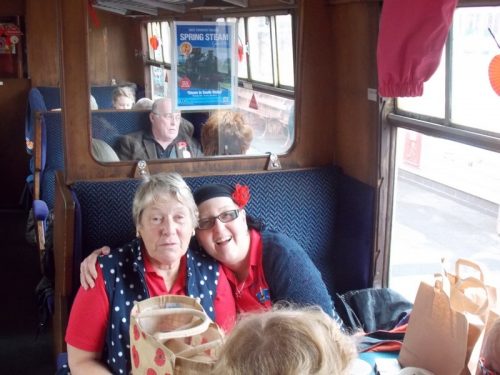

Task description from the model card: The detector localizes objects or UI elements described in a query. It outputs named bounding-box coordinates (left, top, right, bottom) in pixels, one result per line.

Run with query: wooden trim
left=52, top=171, right=75, bottom=356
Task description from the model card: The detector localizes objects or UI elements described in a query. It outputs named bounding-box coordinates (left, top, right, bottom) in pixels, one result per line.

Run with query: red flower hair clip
left=232, top=184, right=250, bottom=208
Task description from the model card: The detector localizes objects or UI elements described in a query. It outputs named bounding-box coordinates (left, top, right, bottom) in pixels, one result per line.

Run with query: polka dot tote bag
left=130, top=295, right=224, bottom=374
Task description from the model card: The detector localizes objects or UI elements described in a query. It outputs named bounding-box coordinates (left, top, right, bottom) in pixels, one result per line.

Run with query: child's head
left=211, top=306, right=357, bottom=375
left=112, top=86, right=135, bottom=109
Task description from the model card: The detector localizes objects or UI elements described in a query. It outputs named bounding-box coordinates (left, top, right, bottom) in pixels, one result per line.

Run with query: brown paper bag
left=129, top=295, right=224, bottom=375
left=400, top=259, right=496, bottom=375
left=399, top=279, right=469, bottom=375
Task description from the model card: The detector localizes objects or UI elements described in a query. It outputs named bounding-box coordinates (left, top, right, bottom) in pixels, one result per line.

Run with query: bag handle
left=176, top=339, right=223, bottom=358
left=136, top=307, right=211, bottom=341
left=455, top=258, right=484, bottom=282
left=450, top=276, right=489, bottom=317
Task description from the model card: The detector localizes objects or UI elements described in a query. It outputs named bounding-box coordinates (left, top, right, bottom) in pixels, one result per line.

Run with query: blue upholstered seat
left=70, top=167, right=375, bottom=296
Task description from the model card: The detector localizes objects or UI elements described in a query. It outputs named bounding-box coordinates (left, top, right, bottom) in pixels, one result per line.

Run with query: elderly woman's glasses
left=479, top=357, right=500, bottom=375
left=198, top=209, right=240, bottom=230
left=152, top=112, right=181, bottom=121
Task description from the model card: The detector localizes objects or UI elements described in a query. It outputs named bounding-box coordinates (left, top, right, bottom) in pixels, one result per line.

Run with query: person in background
left=201, top=111, right=254, bottom=156
left=479, top=317, right=500, bottom=374
left=66, top=173, right=236, bottom=375
left=211, top=305, right=357, bottom=375
left=112, top=86, right=135, bottom=110
left=132, top=97, right=153, bottom=110
left=81, top=182, right=345, bottom=328
left=114, top=97, right=202, bottom=160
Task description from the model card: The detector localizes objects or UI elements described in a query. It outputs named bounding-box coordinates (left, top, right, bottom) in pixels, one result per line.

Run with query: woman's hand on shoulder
left=80, top=246, right=111, bottom=290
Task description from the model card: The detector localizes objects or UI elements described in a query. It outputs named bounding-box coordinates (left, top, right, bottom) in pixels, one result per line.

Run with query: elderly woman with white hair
left=65, top=173, right=236, bottom=375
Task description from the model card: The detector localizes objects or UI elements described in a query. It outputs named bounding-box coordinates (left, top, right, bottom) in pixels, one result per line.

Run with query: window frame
left=376, top=2, right=500, bottom=290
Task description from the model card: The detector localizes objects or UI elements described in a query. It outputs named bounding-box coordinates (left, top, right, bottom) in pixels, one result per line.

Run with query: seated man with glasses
left=115, top=97, right=202, bottom=160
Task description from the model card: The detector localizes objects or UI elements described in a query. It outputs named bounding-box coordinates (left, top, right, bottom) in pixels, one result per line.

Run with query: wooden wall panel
left=293, top=0, right=336, bottom=166
left=0, top=79, right=30, bottom=208
left=0, top=0, right=25, bottom=15
left=26, top=0, right=59, bottom=86
left=88, top=10, right=144, bottom=86
left=329, top=2, right=380, bottom=186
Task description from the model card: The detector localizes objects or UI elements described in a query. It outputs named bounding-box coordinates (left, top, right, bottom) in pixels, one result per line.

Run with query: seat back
left=71, top=167, right=375, bottom=296
left=91, top=110, right=151, bottom=149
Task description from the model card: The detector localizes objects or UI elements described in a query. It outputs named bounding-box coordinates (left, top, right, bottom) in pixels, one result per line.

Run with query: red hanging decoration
left=489, top=55, right=500, bottom=96
left=249, top=93, right=258, bottom=110
left=87, top=0, right=101, bottom=29
left=237, top=42, right=244, bottom=62
left=149, top=36, right=159, bottom=51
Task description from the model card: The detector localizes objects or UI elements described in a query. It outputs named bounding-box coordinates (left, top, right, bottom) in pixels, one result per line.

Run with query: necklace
left=235, top=280, right=246, bottom=299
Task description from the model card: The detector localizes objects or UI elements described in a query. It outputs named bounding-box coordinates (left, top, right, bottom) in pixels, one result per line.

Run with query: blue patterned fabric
left=36, top=85, right=140, bottom=110
left=91, top=110, right=150, bottom=148
left=71, top=167, right=375, bottom=297
left=40, top=113, right=64, bottom=209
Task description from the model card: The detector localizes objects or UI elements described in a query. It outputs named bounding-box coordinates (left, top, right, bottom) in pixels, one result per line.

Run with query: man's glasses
left=152, top=112, right=181, bottom=121
left=197, top=209, right=240, bottom=230
left=479, top=357, right=500, bottom=375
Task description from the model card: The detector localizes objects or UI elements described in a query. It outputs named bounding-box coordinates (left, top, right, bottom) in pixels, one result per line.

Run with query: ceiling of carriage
left=91, top=0, right=250, bottom=16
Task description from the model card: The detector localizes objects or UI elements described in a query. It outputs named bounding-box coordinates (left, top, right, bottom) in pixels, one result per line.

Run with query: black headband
left=193, top=183, right=234, bottom=206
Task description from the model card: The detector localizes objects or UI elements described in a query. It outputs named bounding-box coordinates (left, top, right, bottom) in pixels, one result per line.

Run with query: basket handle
left=136, top=307, right=211, bottom=341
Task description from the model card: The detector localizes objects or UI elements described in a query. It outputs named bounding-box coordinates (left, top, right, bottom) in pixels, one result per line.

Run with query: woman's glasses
left=197, top=209, right=240, bottom=230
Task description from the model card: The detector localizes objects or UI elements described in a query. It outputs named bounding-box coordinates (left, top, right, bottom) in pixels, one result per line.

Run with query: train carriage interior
left=1, top=0, right=499, bottom=374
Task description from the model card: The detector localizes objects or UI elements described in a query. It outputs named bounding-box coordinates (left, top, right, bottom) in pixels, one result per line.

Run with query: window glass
left=397, top=50, right=446, bottom=118
left=389, top=128, right=500, bottom=302
left=275, top=15, right=294, bottom=87
left=390, top=6, right=500, bottom=302
left=150, top=65, right=169, bottom=99
left=237, top=18, right=248, bottom=80
left=236, top=86, right=294, bottom=154
left=451, top=7, right=500, bottom=133
left=247, top=17, right=273, bottom=84
left=139, top=15, right=295, bottom=159
left=160, top=21, right=171, bottom=64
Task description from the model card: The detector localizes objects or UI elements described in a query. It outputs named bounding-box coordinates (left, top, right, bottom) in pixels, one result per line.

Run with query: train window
left=142, top=14, right=295, bottom=158
left=389, top=6, right=500, bottom=301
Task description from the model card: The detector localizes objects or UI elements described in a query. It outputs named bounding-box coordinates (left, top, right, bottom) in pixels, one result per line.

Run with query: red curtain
left=377, top=0, right=458, bottom=97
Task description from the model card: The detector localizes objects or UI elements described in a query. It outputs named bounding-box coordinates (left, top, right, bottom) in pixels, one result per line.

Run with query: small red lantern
left=149, top=35, right=159, bottom=51
left=489, top=55, right=500, bottom=96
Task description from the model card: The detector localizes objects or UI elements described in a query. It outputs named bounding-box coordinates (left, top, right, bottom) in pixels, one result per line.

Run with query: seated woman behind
left=211, top=305, right=357, bottom=375
left=201, top=110, right=254, bottom=155
left=112, top=86, right=135, bottom=110
left=66, top=172, right=236, bottom=375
